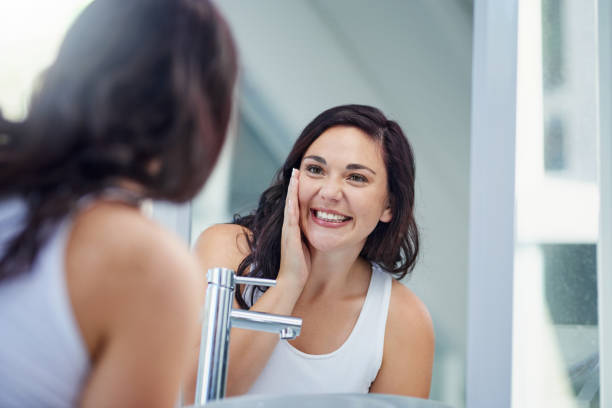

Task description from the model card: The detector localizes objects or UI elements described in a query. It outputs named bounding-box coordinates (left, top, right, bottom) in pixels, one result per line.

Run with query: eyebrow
left=303, top=155, right=377, bottom=175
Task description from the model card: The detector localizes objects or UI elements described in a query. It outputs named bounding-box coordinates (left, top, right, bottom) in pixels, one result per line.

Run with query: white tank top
left=244, top=262, right=392, bottom=395
left=0, top=198, right=89, bottom=407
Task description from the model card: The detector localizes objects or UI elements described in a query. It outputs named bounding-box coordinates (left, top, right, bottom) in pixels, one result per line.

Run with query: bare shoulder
left=69, top=201, right=201, bottom=285
left=193, top=223, right=252, bottom=272
left=369, top=278, right=435, bottom=397
left=388, top=280, right=434, bottom=340
left=67, top=202, right=202, bottom=407
left=66, top=201, right=202, bottom=353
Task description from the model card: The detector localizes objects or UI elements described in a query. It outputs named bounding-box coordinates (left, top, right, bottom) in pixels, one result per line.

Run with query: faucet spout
left=230, top=309, right=302, bottom=340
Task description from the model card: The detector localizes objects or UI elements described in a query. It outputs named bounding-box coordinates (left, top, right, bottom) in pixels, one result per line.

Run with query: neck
left=301, top=243, right=368, bottom=299
left=114, top=179, right=146, bottom=195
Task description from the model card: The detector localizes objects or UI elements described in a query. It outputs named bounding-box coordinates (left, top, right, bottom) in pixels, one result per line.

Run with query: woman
left=195, top=105, right=434, bottom=398
left=0, top=0, right=236, bottom=406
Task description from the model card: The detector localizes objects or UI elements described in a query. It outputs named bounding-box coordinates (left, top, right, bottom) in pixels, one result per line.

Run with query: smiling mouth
left=311, top=209, right=352, bottom=223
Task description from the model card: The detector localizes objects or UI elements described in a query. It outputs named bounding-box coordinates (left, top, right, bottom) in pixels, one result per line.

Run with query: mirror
left=191, top=2, right=474, bottom=407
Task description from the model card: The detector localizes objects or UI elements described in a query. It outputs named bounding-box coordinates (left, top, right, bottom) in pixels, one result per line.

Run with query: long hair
left=234, top=104, right=419, bottom=309
left=0, top=0, right=237, bottom=281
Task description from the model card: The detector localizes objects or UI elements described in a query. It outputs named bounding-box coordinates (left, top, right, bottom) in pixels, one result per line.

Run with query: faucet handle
left=234, top=275, right=276, bottom=287
left=207, top=268, right=276, bottom=288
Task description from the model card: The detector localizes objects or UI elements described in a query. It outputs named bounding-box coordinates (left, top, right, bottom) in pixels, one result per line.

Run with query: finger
left=287, top=169, right=298, bottom=225
left=283, top=169, right=294, bottom=221
left=283, top=168, right=298, bottom=229
left=290, top=169, right=300, bottom=226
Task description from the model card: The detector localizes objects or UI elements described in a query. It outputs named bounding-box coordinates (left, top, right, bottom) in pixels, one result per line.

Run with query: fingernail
left=292, top=168, right=297, bottom=177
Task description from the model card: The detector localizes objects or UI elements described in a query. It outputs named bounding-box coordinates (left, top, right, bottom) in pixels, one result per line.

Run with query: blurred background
left=0, top=1, right=605, bottom=408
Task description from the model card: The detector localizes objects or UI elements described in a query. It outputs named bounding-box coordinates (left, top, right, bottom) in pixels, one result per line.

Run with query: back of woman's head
left=1, top=0, right=236, bottom=200
left=234, top=104, right=419, bottom=308
left=0, top=0, right=237, bottom=280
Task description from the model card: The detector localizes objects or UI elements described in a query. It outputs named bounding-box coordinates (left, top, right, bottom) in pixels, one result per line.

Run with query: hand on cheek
left=278, top=169, right=311, bottom=291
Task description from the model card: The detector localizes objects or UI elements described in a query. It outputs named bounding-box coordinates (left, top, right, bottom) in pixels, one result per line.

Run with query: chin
left=304, top=231, right=346, bottom=253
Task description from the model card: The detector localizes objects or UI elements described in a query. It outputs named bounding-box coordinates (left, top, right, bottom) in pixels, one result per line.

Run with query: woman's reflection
left=194, top=105, right=434, bottom=398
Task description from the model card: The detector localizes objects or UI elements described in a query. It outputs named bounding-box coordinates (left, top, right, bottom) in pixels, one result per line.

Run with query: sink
left=186, top=393, right=453, bottom=408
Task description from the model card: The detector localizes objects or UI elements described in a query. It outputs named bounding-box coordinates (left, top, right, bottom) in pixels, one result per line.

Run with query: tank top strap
left=0, top=197, right=90, bottom=406
left=368, top=263, right=393, bottom=373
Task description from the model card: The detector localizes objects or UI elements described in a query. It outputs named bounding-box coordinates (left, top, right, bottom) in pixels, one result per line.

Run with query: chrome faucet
left=194, top=267, right=302, bottom=405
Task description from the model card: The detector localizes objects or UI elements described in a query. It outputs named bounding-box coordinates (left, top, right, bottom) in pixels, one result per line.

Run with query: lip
left=309, top=208, right=352, bottom=228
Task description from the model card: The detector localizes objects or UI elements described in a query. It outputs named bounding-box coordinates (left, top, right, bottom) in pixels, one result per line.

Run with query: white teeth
left=315, top=210, right=349, bottom=222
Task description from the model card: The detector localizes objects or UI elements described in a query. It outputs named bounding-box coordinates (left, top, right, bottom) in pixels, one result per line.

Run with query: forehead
left=303, top=126, right=385, bottom=169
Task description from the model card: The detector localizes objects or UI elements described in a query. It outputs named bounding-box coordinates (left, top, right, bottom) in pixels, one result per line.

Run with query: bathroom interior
left=0, top=0, right=609, bottom=407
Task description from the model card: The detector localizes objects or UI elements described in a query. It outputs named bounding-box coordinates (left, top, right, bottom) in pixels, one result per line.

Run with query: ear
left=379, top=205, right=392, bottom=223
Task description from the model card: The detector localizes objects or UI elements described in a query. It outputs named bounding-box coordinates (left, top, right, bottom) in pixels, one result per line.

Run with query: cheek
left=355, top=190, right=388, bottom=221
left=297, top=179, right=314, bottom=209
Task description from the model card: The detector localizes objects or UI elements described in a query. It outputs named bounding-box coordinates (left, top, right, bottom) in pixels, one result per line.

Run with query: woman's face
left=298, top=125, right=392, bottom=253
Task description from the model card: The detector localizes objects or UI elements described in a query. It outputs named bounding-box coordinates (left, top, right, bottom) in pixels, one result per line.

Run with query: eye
left=306, top=164, right=324, bottom=175
left=348, top=173, right=368, bottom=183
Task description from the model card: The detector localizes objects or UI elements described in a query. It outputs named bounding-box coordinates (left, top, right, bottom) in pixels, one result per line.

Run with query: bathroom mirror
left=190, top=2, right=473, bottom=407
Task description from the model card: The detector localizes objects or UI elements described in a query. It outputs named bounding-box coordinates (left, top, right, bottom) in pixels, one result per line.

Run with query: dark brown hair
left=234, top=104, right=419, bottom=308
left=0, top=0, right=237, bottom=281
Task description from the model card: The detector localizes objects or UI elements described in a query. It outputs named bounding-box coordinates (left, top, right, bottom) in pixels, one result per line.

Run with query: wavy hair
left=0, top=0, right=237, bottom=281
left=234, top=104, right=419, bottom=309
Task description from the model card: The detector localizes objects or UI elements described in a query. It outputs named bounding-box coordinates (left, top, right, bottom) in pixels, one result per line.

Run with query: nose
left=319, top=177, right=343, bottom=201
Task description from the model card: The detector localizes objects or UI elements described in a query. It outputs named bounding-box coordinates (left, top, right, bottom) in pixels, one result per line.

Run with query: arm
left=369, top=280, right=435, bottom=398
left=188, top=169, right=309, bottom=398
left=66, top=205, right=202, bottom=408
left=190, top=224, right=302, bottom=397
